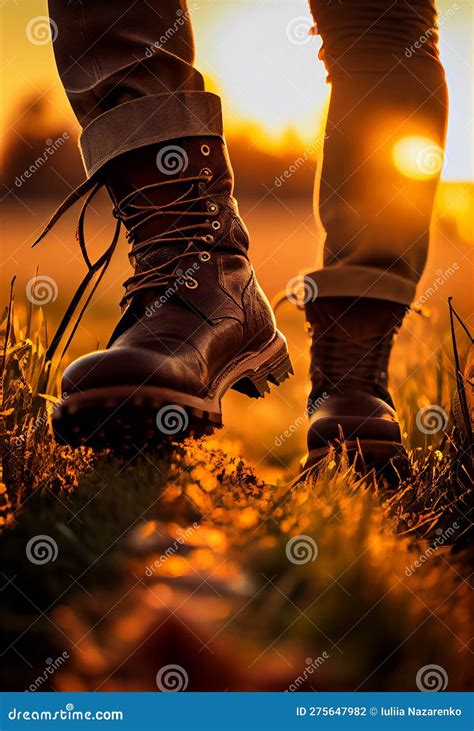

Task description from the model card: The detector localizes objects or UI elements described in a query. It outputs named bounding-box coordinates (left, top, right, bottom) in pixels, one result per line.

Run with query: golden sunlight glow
left=193, top=3, right=328, bottom=144
left=0, top=1, right=471, bottom=179
left=393, top=136, right=445, bottom=180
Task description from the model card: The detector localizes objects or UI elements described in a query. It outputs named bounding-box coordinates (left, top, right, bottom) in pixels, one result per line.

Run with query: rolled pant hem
left=304, top=266, right=416, bottom=305
left=79, top=91, right=224, bottom=178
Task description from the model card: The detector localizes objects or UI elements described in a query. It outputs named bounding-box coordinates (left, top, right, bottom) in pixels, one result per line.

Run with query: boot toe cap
left=307, top=391, right=402, bottom=448
left=61, top=346, right=204, bottom=396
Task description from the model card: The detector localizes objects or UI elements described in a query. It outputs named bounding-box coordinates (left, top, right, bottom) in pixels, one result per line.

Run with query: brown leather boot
left=52, top=137, right=292, bottom=448
left=304, top=296, right=409, bottom=476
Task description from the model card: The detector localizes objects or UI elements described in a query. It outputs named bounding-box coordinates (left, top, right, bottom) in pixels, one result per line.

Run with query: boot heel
left=232, top=342, right=293, bottom=399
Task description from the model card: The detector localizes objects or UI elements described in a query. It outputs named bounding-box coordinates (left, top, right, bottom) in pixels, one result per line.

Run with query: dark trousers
left=47, top=0, right=448, bottom=305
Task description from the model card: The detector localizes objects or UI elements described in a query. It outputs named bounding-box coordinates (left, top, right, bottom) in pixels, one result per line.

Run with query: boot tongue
left=107, top=147, right=195, bottom=244
left=107, top=146, right=202, bottom=302
left=106, top=137, right=232, bottom=209
left=106, top=137, right=233, bottom=252
left=104, top=138, right=234, bottom=312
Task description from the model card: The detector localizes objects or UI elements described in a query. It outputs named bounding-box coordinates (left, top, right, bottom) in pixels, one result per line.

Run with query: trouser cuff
left=79, top=92, right=223, bottom=178
left=304, top=265, right=416, bottom=306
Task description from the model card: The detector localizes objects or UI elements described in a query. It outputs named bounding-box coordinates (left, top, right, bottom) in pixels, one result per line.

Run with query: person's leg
left=49, top=0, right=204, bottom=124
left=304, top=0, right=448, bottom=473
left=47, top=0, right=217, bottom=173
left=44, top=1, right=292, bottom=447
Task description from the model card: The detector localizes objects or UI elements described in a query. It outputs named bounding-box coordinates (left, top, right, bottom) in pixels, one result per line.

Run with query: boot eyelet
left=185, top=276, right=199, bottom=289
left=200, top=144, right=211, bottom=156
left=207, top=202, right=219, bottom=214
left=200, top=167, right=213, bottom=178
left=211, top=220, right=221, bottom=230
left=203, top=234, right=214, bottom=244
left=199, top=251, right=211, bottom=262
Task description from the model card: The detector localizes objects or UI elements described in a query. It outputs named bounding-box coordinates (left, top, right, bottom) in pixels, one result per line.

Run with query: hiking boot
left=304, top=296, right=409, bottom=476
left=52, top=137, right=292, bottom=448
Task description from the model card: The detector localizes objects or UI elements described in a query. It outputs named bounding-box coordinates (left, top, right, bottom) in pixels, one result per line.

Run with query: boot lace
left=309, top=326, right=397, bottom=394
left=113, top=169, right=219, bottom=307
left=32, top=169, right=219, bottom=363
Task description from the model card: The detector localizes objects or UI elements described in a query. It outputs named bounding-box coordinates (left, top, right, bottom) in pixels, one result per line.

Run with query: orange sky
left=1, top=0, right=473, bottom=179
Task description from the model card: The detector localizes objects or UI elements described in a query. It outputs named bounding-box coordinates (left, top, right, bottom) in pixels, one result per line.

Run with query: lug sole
left=52, top=332, right=293, bottom=449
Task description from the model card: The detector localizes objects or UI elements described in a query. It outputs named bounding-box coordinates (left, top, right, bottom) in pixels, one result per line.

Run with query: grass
left=0, top=297, right=472, bottom=692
